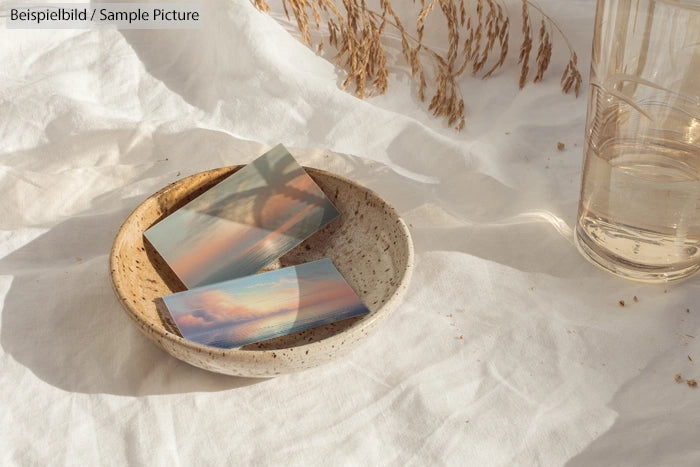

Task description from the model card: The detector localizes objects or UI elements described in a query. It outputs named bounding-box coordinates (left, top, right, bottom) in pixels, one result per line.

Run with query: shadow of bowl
left=109, top=165, right=413, bottom=377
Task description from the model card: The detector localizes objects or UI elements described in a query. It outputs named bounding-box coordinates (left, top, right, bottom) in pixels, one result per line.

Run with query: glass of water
left=575, top=0, right=700, bottom=282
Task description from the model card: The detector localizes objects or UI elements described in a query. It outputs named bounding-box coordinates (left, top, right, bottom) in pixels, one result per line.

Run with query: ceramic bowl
left=109, top=165, right=413, bottom=377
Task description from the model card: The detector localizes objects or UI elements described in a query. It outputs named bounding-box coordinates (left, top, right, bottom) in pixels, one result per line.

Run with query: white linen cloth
left=1, top=0, right=699, bottom=464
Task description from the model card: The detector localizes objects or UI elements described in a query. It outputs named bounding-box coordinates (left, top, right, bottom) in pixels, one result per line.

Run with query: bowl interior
left=110, top=166, right=412, bottom=374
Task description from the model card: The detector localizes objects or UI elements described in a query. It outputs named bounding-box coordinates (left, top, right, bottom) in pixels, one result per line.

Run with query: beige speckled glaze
left=109, top=165, right=414, bottom=377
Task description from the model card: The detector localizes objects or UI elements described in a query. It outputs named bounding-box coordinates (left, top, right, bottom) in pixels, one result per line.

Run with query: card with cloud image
left=159, top=259, right=370, bottom=348
left=144, top=144, right=340, bottom=288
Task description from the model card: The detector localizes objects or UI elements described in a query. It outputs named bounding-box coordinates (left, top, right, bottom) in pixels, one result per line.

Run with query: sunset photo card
left=144, top=144, right=340, bottom=288
left=159, top=259, right=370, bottom=348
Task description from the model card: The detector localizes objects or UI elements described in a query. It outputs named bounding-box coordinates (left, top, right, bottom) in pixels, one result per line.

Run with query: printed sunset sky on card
left=161, top=259, right=370, bottom=348
left=144, top=145, right=340, bottom=288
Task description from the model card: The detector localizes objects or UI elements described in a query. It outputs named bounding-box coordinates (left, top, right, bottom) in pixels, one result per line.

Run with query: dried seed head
left=254, top=0, right=271, bottom=12
left=252, top=0, right=582, bottom=130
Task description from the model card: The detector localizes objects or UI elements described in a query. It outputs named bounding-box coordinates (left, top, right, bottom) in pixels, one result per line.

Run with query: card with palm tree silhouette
left=144, top=144, right=340, bottom=288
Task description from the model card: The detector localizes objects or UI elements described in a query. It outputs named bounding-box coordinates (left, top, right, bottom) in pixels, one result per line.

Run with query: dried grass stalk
left=253, top=0, right=582, bottom=130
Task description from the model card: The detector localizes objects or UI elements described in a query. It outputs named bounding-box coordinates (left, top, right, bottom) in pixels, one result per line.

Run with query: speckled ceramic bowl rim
left=109, top=166, right=414, bottom=369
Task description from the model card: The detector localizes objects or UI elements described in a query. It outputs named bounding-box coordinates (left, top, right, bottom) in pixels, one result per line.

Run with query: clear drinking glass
left=575, top=0, right=700, bottom=282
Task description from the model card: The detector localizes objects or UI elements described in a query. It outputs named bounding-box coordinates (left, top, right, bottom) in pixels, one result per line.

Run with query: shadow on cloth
left=118, top=1, right=298, bottom=114
left=566, top=338, right=700, bottom=466
left=0, top=128, right=272, bottom=396
left=0, top=205, right=266, bottom=395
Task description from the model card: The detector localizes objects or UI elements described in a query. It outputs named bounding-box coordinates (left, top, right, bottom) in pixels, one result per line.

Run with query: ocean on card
left=161, top=259, right=370, bottom=348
